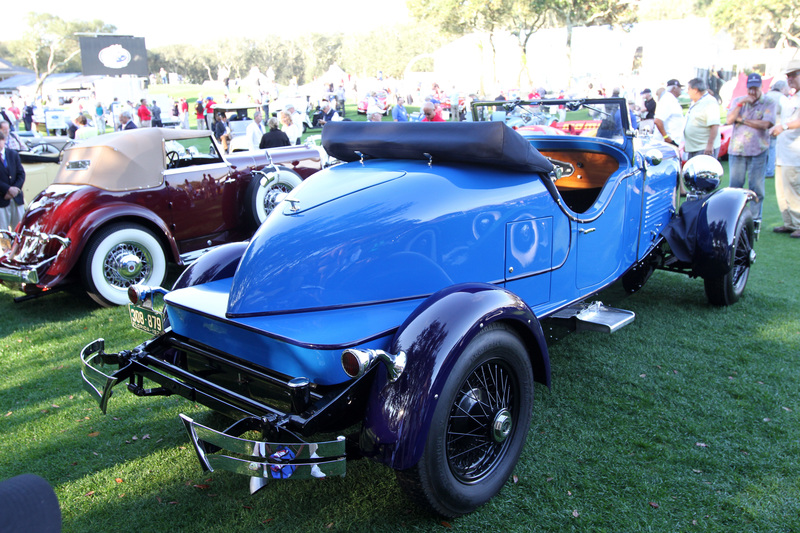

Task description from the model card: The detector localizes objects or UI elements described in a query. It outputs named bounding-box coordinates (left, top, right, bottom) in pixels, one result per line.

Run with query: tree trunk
left=566, top=11, right=574, bottom=89
left=518, top=31, right=533, bottom=90
left=488, top=32, right=498, bottom=90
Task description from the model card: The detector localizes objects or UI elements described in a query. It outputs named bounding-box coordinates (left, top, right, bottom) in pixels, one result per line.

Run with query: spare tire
left=245, top=166, right=303, bottom=228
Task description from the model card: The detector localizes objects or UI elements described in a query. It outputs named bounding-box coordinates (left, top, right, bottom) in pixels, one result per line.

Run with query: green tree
left=508, top=0, right=559, bottom=87
left=339, top=23, right=447, bottom=79
left=407, top=0, right=514, bottom=91
left=301, top=33, right=344, bottom=84
left=8, top=13, right=115, bottom=95
left=711, top=0, right=799, bottom=49
left=149, top=44, right=212, bottom=84
left=550, top=0, right=638, bottom=85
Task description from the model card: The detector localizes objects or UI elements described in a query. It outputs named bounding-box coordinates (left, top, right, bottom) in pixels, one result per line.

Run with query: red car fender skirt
left=359, top=282, right=550, bottom=470
left=44, top=204, right=178, bottom=282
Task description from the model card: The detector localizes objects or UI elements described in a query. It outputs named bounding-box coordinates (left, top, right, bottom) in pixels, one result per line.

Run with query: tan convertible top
left=54, top=128, right=217, bottom=191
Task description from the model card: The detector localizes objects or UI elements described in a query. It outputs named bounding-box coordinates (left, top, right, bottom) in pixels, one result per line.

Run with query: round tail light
left=341, top=350, right=362, bottom=378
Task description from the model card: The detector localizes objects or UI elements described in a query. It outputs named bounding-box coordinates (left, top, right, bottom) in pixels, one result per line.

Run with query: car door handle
left=579, top=227, right=596, bottom=234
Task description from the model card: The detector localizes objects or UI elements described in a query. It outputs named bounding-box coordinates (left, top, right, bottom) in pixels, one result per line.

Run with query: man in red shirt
left=137, top=99, right=152, bottom=127
left=421, top=101, right=445, bottom=122
left=180, top=97, right=189, bottom=129
left=204, top=96, right=216, bottom=130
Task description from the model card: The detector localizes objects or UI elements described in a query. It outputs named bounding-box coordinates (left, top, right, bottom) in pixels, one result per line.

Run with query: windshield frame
left=471, top=97, right=633, bottom=137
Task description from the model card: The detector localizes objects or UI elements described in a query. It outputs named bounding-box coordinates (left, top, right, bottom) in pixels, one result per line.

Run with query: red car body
left=0, top=128, right=324, bottom=306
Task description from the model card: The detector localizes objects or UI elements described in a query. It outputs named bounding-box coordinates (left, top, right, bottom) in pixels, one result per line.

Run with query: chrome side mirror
left=644, top=149, right=662, bottom=167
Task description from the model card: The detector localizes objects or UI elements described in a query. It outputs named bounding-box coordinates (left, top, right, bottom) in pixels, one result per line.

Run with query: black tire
left=703, top=209, right=754, bottom=306
left=80, top=223, right=168, bottom=307
left=245, top=166, right=303, bottom=227
left=396, top=323, right=534, bottom=517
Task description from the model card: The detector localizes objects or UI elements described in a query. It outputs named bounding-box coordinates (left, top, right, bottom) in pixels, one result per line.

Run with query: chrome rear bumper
left=180, top=415, right=346, bottom=490
left=80, top=338, right=348, bottom=488
left=0, top=228, right=70, bottom=286
left=0, top=265, right=39, bottom=284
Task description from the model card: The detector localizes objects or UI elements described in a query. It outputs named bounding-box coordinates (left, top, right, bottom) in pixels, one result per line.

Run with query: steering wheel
left=166, top=150, right=180, bottom=169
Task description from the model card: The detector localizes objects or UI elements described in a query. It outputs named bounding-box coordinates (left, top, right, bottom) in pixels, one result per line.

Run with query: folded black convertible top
left=322, top=121, right=554, bottom=174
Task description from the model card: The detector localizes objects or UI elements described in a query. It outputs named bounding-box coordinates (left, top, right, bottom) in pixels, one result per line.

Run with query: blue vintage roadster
left=80, top=97, right=755, bottom=517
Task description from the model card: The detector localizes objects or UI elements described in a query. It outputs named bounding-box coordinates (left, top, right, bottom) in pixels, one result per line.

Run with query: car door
left=575, top=185, right=628, bottom=289
left=163, top=136, right=239, bottom=251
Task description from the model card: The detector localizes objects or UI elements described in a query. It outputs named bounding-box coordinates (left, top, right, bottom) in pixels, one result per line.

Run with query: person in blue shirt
left=392, top=97, right=408, bottom=122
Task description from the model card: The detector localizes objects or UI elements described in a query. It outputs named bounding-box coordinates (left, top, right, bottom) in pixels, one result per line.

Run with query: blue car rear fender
left=360, top=282, right=550, bottom=470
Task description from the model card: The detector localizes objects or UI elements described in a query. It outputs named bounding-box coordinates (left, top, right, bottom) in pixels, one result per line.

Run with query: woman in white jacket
left=279, top=110, right=302, bottom=146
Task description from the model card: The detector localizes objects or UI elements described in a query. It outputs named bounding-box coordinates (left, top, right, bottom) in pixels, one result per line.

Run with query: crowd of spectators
left=4, top=61, right=798, bottom=238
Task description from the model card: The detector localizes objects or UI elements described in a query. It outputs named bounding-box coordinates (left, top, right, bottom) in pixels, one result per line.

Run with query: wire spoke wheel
left=396, top=323, right=534, bottom=517
left=730, top=220, right=753, bottom=294
left=245, top=167, right=302, bottom=227
left=447, top=360, right=516, bottom=483
left=81, top=223, right=167, bottom=307
left=704, top=208, right=754, bottom=306
left=263, top=182, right=294, bottom=214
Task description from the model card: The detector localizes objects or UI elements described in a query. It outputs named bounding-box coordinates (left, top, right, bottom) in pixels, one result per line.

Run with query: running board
left=550, top=301, right=635, bottom=333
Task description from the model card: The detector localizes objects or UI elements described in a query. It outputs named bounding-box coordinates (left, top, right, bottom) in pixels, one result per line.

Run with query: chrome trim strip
left=163, top=161, right=229, bottom=176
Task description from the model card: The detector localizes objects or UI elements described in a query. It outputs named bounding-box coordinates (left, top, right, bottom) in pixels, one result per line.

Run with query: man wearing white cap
left=769, top=59, right=800, bottom=237
left=654, top=79, right=684, bottom=147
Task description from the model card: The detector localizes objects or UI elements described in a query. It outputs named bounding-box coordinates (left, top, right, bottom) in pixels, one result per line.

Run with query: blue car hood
left=226, top=160, right=545, bottom=317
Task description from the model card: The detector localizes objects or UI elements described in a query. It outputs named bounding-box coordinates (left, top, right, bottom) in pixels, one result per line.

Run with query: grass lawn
left=1, top=163, right=798, bottom=532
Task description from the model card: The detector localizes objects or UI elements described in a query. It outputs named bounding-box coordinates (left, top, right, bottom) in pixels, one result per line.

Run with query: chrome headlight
left=682, top=155, right=723, bottom=196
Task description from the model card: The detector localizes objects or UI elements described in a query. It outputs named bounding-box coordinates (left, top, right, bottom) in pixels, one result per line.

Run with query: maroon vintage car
left=0, top=128, right=324, bottom=306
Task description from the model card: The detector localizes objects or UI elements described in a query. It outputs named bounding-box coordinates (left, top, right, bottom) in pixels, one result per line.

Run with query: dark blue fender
left=693, top=188, right=751, bottom=278
left=172, top=242, right=249, bottom=291
left=359, top=282, right=550, bottom=470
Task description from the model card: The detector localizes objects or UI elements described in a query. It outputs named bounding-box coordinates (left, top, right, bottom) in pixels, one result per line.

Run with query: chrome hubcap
left=263, top=183, right=293, bottom=215
left=104, top=243, right=152, bottom=288
left=117, top=253, right=143, bottom=279
left=492, top=409, right=512, bottom=443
